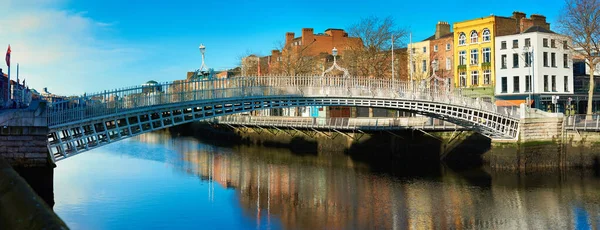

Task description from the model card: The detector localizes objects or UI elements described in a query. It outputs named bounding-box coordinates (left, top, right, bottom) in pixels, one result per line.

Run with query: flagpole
left=391, top=34, right=394, bottom=84
left=5, top=45, right=9, bottom=108
left=7, top=61, right=9, bottom=107
left=17, top=63, right=21, bottom=107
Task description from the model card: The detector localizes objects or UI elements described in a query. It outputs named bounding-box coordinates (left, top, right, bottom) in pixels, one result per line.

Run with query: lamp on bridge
left=198, top=44, right=209, bottom=78
left=332, top=47, right=338, bottom=64
left=321, top=47, right=349, bottom=77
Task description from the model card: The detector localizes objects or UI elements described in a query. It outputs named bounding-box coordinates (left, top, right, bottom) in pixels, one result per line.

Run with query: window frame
left=543, top=38, right=549, bottom=47
left=470, top=30, right=478, bottom=43
left=501, top=54, right=507, bottom=69
left=446, top=43, right=451, bottom=50
left=513, top=76, right=520, bottom=93
left=470, top=49, right=479, bottom=65
left=471, top=70, right=479, bottom=86
left=482, top=47, right=491, bottom=63
left=482, top=29, right=491, bottom=42
left=501, top=41, right=507, bottom=50
left=564, top=76, right=569, bottom=92
left=501, top=77, right=508, bottom=93
left=513, top=53, right=519, bottom=68
left=422, top=60, right=427, bottom=73
left=458, top=33, right=466, bottom=45
left=433, top=45, right=438, bottom=52
left=552, top=75, right=557, bottom=92
left=544, top=75, right=549, bottom=92
left=483, top=70, right=491, bottom=85
left=512, top=39, right=519, bottom=48
left=563, top=54, right=569, bottom=68
left=525, top=75, right=531, bottom=92
left=446, top=57, right=451, bottom=70
left=459, top=50, right=466, bottom=65
left=543, top=52, right=549, bottom=67
left=459, top=72, right=467, bottom=87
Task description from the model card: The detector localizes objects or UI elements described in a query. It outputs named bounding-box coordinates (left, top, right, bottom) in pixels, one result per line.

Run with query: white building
left=494, top=26, right=573, bottom=109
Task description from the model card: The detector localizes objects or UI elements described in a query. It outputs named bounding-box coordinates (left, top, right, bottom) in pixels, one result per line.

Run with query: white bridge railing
left=47, top=76, right=520, bottom=127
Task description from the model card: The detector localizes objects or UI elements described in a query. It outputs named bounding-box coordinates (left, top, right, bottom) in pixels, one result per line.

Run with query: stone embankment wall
left=0, top=126, right=51, bottom=167
left=485, top=113, right=600, bottom=171
left=518, top=117, right=563, bottom=142
left=173, top=122, right=458, bottom=163
left=0, top=105, right=52, bottom=167
left=0, top=158, right=67, bottom=229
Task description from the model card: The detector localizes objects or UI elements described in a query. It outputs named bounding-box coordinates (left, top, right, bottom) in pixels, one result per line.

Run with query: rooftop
left=523, top=25, right=555, bottom=34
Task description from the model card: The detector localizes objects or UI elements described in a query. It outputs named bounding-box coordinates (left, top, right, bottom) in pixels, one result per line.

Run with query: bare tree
left=345, top=16, right=408, bottom=78
left=559, top=0, right=600, bottom=117
left=270, top=40, right=319, bottom=75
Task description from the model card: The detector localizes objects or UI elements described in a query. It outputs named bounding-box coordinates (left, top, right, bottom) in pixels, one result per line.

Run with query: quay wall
left=0, top=157, right=67, bottom=229
left=174, top=117, right=600, bottom=172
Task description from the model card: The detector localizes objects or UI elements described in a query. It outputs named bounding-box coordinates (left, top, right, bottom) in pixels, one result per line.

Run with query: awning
left=495, top=99, right=533, bottom=107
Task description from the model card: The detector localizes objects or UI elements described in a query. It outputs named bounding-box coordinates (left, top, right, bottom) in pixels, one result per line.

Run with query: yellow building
left=453, top=12, right=550, bottom=100
left=407, top=40, right=431, bottom=82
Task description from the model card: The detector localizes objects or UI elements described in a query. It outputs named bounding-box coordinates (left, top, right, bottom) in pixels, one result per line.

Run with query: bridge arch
left=47, top=76, right=521, bottom=162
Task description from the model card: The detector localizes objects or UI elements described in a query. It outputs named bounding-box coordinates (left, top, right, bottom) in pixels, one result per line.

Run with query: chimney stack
left=435, top=21, right=451, bottom=39
left=512, top=11, right=526, bottom=33
left=286, top=32, right=295, bottom=45
left=530, top=14, right=549, bottom=29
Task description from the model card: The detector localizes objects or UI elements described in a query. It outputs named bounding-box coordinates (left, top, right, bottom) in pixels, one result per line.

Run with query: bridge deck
left=214, top=115, right=465, bottom=131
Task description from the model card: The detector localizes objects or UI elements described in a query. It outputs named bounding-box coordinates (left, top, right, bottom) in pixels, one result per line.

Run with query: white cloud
left=0, top=0, right=143, bottom=95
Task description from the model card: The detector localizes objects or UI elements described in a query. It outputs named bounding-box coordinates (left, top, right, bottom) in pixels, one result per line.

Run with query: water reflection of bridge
left=133, top=133, right=600, bottom=230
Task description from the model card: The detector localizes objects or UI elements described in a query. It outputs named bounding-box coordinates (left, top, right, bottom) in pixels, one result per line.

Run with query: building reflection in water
left=134, top=132, right=600, bottom=230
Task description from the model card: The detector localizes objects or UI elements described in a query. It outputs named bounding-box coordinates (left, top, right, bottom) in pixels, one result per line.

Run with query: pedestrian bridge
left=46, top=76, right=521, bottom=162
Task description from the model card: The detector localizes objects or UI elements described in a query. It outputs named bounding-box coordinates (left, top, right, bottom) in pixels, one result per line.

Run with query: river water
left=53, top=132, right=600, bottom=230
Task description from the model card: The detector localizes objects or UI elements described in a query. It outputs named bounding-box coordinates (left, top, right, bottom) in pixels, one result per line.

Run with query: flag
left=5, top=45, right=10, bottom=67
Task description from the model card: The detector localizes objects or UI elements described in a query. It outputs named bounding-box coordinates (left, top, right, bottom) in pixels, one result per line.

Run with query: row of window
left=458, top=70, right=492, bottom=86
left=411, top=47, right=427, bottom=54
left=411, top=57, right=454, bottom=73
left=499, top=75, right=569, bottom=93
left=500, top=52, right=568, bottom=69
left=500, top=38, right=568, bottom=50
left=433, top=44, right=452, bottom=52
left=458, top=48, right=492, bottom=65
left=458, top=29, right=491, bottom=45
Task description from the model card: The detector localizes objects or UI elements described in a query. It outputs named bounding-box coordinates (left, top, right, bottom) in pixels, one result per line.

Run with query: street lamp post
left=332, top=47, right=338, bottom=64
left=523, top=46, right=534, bottom=109
left=321, top=47, right=349, bottom=77
left=431, top=60, right=439, bottom=92
left=199, top=44, right=207, bottom=76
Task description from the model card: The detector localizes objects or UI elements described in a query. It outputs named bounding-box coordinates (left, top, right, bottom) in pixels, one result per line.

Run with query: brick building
left=243, top=28, right=363, bottom=76
left=429, top=22, right=454, bottom=81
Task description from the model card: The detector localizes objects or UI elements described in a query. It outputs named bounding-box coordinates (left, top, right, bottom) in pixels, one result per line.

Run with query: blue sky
left=0, top=0, right=565, bottom=95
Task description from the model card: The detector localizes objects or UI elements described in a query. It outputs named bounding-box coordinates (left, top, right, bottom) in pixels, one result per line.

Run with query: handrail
left=46, top=76, right=521, bottom=127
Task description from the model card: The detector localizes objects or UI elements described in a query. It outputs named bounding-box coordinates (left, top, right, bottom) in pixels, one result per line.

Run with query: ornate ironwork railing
left=47, top=76, right=521, bottom=127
